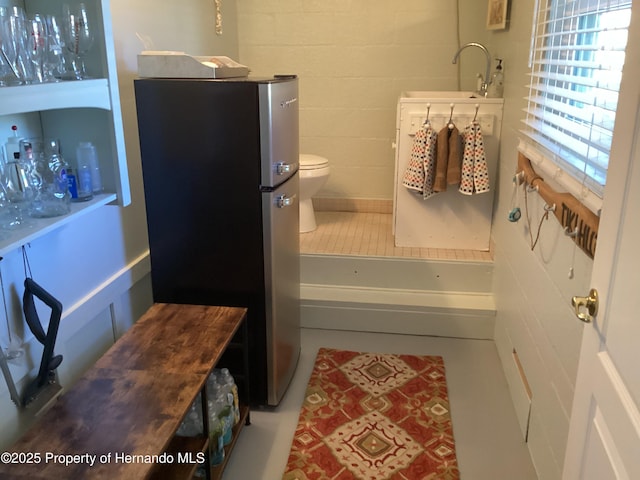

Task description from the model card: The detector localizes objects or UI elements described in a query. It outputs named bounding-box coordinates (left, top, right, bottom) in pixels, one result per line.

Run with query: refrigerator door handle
left=275, top=193, right=297, bottom=208
left=275, top=161, right=294, bottom=175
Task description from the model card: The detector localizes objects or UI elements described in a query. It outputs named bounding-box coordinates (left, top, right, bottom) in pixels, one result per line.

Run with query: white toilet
left=299, top=154, right=330, bottom=233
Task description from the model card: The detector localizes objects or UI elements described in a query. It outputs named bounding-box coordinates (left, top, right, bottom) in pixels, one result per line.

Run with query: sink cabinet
left=0, top=0, right=130, bottom=256
left=393, top=93, right=504, bottom=250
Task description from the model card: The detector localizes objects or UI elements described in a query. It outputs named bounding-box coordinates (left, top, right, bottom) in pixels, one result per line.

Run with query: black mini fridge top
left=134, top=75, right=301, bottom=406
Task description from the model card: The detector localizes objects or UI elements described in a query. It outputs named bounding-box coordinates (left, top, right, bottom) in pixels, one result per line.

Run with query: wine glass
left=0, top=7, right=14, bottom=85
left=0, top=12, right=33, bottom=84
left=62, top=3, right=94, bottom=79
left=27, top=14, right=47, bottom=83
left=44, top=15, right=67, bottom=81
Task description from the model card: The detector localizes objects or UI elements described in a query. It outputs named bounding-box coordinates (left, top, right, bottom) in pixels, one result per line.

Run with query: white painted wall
left=0, top=0, right=239, bottom=450
left=485, top=1, right=597, bottom=477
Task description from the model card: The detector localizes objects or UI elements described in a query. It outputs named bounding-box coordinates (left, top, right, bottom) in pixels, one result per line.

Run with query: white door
left=562, top=5, right=640, bottom=478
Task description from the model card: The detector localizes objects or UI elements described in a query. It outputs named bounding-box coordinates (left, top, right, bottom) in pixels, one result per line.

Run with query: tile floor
left=222, top=328, right=537, bottom=480
left=300, top=211, right=493, bottom=261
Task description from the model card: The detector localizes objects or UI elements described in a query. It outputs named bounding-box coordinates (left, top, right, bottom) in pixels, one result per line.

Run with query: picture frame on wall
left=487, top=0, right=509, bottom=30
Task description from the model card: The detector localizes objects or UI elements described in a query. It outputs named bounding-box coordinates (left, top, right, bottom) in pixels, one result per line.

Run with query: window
left=521, top=0, right=632, bottom=202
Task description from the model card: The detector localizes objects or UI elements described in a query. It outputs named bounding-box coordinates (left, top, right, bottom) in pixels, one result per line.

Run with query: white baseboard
left=301, top=284, right=496, bottom=339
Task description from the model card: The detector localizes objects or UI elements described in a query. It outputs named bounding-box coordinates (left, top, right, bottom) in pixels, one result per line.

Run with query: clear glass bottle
left=2, top=127, right=33, bottom=217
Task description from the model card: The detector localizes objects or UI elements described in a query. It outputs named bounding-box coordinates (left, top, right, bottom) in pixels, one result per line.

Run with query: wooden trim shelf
left=517, top=152, right=599, bottom=259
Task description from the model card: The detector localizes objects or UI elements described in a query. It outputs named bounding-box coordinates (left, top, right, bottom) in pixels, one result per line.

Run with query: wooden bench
left=0, top=303, right=249, bottom=479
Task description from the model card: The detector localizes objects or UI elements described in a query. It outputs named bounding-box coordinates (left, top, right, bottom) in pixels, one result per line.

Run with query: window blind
left=522, top=0, right=632, bottom=197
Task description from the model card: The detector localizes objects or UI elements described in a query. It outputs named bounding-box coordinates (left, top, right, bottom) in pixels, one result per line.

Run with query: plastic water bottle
left=216, top=388, right=233, bottom=446
left=206, top=369, right=235, bottom=446
left=220, top=368, right=240, bottom=425
left=68, top=150, right=92, bottom=202
left=76, top=142, right=102, bottom=194
left=176, top=399, right=203, bottom=437
left=207, top=396, right=225, bottom=466
left=206, top=371, right=219, bottom=397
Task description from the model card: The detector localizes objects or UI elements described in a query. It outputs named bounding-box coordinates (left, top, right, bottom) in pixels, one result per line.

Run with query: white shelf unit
left=0, top=0, right=130, bottom=255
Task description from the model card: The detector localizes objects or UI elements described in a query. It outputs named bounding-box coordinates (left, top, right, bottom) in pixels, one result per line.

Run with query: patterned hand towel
left=422, top=124, right=438, bottom=199
left=447, top=126, right=462, bottom=185
left=402, top=123, right=427, bottom=192
left=403, top=122, right=438, bottom=197
left=459, top=121, right=490, bottom=195
left=433, top=125, right=450, bottom=192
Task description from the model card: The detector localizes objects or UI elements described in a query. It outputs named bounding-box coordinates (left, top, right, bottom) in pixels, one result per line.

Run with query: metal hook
left=526, top=183, right=539, bottom=193
left=564, top=226, right=580, bottom=238
left=425, top=103, right=431, bottom=123
left=448, top=103, right=455, bottom=128
left=21, top=244, right=33, bottom=279
left=473, top=104, right=479, bottom=122
left=513, top=171, right=525, bottom=185
left=544, top=203, right=556, bottom=212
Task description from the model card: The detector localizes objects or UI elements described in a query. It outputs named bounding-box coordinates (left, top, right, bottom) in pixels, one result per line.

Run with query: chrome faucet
left=452, top=42, right=492, bottom=97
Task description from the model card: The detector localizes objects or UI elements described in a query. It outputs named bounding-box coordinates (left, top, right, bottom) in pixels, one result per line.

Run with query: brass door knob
left=571, top=288, right=599, bottom=323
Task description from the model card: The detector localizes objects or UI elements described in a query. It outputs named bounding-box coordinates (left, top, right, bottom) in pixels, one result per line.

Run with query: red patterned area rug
left=283, top=348, right=459, bottom=480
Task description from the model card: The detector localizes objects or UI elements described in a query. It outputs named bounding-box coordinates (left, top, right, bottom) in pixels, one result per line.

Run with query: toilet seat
left=300, top=154, right=329, bottom=170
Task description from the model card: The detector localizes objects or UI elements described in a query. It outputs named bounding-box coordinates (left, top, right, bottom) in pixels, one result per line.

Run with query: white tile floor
left=300, top=211, right=493, bottom=261
left=222, top=328, right=537, bottom=480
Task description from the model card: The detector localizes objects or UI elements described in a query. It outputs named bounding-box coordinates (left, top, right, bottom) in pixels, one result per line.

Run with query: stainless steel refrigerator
left=134, top=75, right=300, bottom=406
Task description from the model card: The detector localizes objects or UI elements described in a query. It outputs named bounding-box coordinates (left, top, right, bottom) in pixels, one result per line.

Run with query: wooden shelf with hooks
left=516, top=152, right=599, bottom=258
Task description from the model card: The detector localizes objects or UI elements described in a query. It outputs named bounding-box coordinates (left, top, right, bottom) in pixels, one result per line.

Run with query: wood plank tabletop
left=0, top=303, right=247, bottom=479
left=95, top=303, right=246, bottom=376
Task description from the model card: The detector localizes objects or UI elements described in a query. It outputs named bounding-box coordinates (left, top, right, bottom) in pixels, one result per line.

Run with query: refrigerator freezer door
left=262, top=172, right=301, bottom=405
left=259, top=79, right=299, bottom=188
left=135, top=76, right=300, bottom=406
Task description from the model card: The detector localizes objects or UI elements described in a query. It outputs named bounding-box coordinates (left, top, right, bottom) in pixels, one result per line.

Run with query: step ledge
left=301, top=284, right=496, bottom=315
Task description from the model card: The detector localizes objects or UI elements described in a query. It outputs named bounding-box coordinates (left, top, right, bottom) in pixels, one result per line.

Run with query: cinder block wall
left=236, top=0, right=487, bottom=200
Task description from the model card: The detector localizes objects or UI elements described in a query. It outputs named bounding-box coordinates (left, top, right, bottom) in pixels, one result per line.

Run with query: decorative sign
left=559, top=202, right=598, bottom=259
